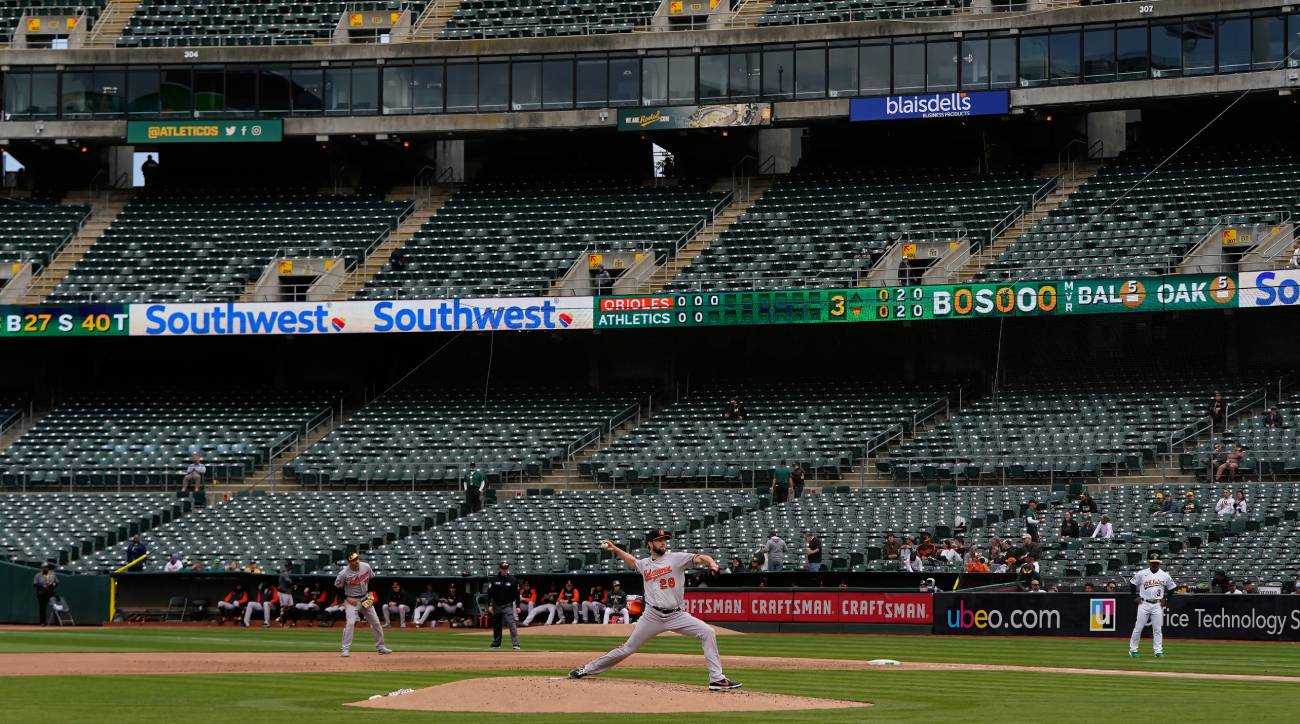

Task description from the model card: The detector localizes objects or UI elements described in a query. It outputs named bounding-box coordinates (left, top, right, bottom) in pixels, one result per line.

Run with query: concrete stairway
left=731, top=0, right=774, bottom=26
left=19, top=190, right=131, bottom=304
left=84, top=0, right=141, bottom=47
left=956, top=161, right=1104, bottom=283
left=504, top=417, right=643, bottom=492
left=326, top=186, right=454, bottom=301
left=410, top=0, right=460, bottom=39
left=645, top=177, right=773, bottom=293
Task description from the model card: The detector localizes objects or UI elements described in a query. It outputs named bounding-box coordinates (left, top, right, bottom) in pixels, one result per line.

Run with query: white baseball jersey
left=1130, top=568, right=1175, bottom=602
left=637, top=551, right=694, bottom=610
left=335, top=562, right=375, bottom=598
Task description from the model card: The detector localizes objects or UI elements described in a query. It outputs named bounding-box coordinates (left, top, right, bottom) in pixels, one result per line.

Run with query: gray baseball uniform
left=333, top=561, right=387, bottom=654
left=578, top=551, right=725, bottom=681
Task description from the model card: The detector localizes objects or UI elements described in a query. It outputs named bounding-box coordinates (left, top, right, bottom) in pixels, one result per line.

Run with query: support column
left=435, top=139, right=465, bottom=182
left=1086, top=110, right=1128, bottom=159
left=755, top=128, right=803, bottom=174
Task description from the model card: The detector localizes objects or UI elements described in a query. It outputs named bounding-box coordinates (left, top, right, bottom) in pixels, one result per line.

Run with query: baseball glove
left=360, top=597, right=374, bottom=609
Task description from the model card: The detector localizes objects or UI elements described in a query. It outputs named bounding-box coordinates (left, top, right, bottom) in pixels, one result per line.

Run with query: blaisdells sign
left=0, top=304, right=129, bottom=337
left=850, top=91, right=1010, bottom=122
left=684, top=590, right=931, bottom=624
left=617, top=104, right=772, bottom=131
left=934, top=593, right=1300, bottom=641
left=126, top=120, right=283, bottom=144
left=128, top=298, right=594, bottom=336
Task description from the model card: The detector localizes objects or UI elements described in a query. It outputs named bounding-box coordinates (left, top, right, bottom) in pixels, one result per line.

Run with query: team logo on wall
left=1208, top=275, right=1236, bottom=304
left=1089, top=598, right=1116, bottom=632
left=1119, top=280, right=1146, bottom=309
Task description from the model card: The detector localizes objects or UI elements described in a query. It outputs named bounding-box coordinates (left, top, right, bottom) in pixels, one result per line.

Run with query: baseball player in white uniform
left=570, top=528, right=741, bottom=690
left=333, top=552, right=393, bottom=657
left=1129, top=558, right=1176, bottom=657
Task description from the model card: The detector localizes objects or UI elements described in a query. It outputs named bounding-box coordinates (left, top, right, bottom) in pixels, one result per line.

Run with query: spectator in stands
left=388, top=248, right=408, bottom=272
left=1029, top=579, right=1045, bottom=593
left=1080, top=514, right=1097, bottom=538
left=771, top=461, right=792, bottom=503
left=412, top=583, right=439, bottom=627
left=992, top=556, right=1014, bottom=574
left=216, top=584, right=248, bottom=625
left=1091, top=515, right=1114, bottom=539
left=32, top=563, right=58, bottom=625
left=163, top=553, right=184, bottom=572
left=203, top=559, right=221, bottom=573
left=747, top=553, right=764, bottom=572
left=764, top=530, right=786, bottom=571
left=1060, top=511, right=1079, bottom=538
left=382, top=581, right=412, bottom=628
left=791, top=463, right=806, bottom=499
left=1208, top=392, right=1226, bottom=433
left=223, top=559, right=240, bottom=572
left=1021, top=533, right=1042, bottom=562
left=721, top=399, right=747, bottom=420
left=125, top=533, right=147, bottom=571
left=1233, top=489, right=1248, bottom=515
left=1181, top=491, right=1200, bottom=515
left=243, top=582, right=278, bottom=628
left=881, top=532, right=901, bottom=561
left=1208, top=443, right=1227, bottom=482
left=1216, top=445, right=1244, bottom=482
left=1216, top=488, right=1236, bottom=517
left=242, top=560, right=263, bottom=574
left=1149, top=491, right=1172, bottom=518
left=1264, top=406, right=1285, bottom=429
left=939, top=540, right=963, bottom=566
left=1243, top=581, right=1258, bottom=594
left=461, top=462, right=485, bottom=513
left=1210, top=570, right=1233, bottom=593
left=180, top=454, right=205, bottom=492
left=1104, top=580, right=1118, bottom=593
left=1023, top=500, right=1041, bottom=541
left=916, top=533, right=938, bottom=562
left=966, top=556, right=990, bottom=574
left=726, top=556, right=744, bottom=574
left=438, top=583, right=466, bottom=623
left=593, top=264, right=613, bottom=296
left=803, top=531, right=823, bottom=572
left=1077, top=491, right=1098, bottom=515
left=1083, top=583, right=1096, bottom=593
left=898, top=536, right=923, bottom=572
left=1289, top=575, right=1300, bottom=594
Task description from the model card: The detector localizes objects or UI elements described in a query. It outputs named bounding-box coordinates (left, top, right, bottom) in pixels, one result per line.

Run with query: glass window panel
left=479, top=62, right=508, bottom=112
left=1117, top=24, right=1148, bottom=80
left=729, top=50, right=760, bottom=100
left=159, top=68, right=191, bottom=118
left=30, top=72, right=57, bottom=117
left=795, top=46, right=826, bottom=99
left=93, top=67, right=126, bottom=117
left=352, top=65, right=378, bottom=114
left=1252, top=15, right=1283, bottom=70
left=447, top=62, right=476, bottom=112
left=225, top=67, right=256, bottom=115
left=763, top=48, right=793, bottom=99
left=860, top=43, right=890, bottom=94
left=4, top=71, right=32, bottom=120
left=893, top=41, right=924, bottom=93
left=543, top=59, right=573, bottom=109
left=828, top=46, right=857, bottom=97
left=289, top=67, right=321, bottom=113
left=609, top=57, right=639, bottom=106
left=382, top=64, right=411, bottom=114
left=1183, top=19, right=1215, bottom=76
left=642, top=56, right=667, bottom=105
left=1083, top=27, right=1116, bottom=83
left=1217, top=14, right=1250, bottom=73
left=1151, top=21, right=1182, bottom=78
left=260, top=66, right=291, bottom=114
left=926, top=39, right=957, bottom=91
left=699, top=54, right=728, bottom=102
left=193, top=67, right=223, bottom=116
left=324, top=67, right=350, bottom=114
left=668, top=55, right=693, bottom=105
left=62, top=69, right=92, bottom=118
left=413, top=63, right=444, bottom=113
left=512, top=60, right=541, bottom=111
left=1291, top=15, right=1300, bottom=67
left=127, top=68, right=159, bottom=117
left=961, top=36, right=989, bottom=90
left=990, top=36, right=1017, bottom=88
left=1050, top=29, right=1080, bottom=83
left=1019, top=32, right=1049, bottom=87
left=576, top=57, right=607, bottom=108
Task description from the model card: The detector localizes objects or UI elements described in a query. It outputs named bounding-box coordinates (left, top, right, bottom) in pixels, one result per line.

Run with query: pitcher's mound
left=347, top=676, right=868, bottom=713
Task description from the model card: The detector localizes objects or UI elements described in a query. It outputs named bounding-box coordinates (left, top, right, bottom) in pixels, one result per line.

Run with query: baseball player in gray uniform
left=570, top=528, right=741, bottom=690
left=333, top=552, right=393, bottom=657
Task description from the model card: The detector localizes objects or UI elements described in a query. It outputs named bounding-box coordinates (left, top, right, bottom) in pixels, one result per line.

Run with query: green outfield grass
left=1, top=627, right=1297, bottom=676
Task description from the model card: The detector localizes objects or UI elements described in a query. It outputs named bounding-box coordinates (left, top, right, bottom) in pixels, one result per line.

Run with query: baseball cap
left=347, top=552, right=359, bottom=562
left=611, top=580, right=621, bottom=586
left=499, top=560, right=510, bottom=569
left=1148, top=557, right=1162, bottom=564
left=646, top=528, right=672, bottom=542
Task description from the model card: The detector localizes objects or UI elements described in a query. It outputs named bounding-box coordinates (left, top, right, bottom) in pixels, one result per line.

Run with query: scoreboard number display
left=0, top=306, right=130, bottom=337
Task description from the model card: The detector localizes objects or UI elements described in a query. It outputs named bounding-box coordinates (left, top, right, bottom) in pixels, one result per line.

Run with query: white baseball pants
left=1129, top=600, right=1165, bottom=654
left=412, top=604, right=437, bottom=626
left=341, top=600, right=386, bottom=653
left=522, top=603, right=557, bottom=625
left=603, top=607, right=629, bottom=624
left=580, top=608, right=724, bottom=681
left=244, top=602, right=275, bottom=626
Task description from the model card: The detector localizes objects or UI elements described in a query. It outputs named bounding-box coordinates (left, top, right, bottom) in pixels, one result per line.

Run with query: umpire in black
left=487, top=560, right=521, bottom=650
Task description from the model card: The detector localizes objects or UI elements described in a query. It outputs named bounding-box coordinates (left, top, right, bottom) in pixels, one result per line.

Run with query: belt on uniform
left=1141, top=599, right=1161, bottom=603
left=651, top=605, right=681, bottom=614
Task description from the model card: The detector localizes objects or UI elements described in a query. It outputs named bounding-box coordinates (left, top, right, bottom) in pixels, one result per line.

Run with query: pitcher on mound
left=570, top=528, right=741, bottom=690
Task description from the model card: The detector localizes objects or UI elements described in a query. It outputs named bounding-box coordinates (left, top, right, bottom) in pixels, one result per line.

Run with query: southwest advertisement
left=617, top=104, right=772, bottom=131
left=850, top=90, right=1010, bottom=122
left=1239, top=268, right=1300, bottom=309
left=933, top=593, right=1300, bottom=641
left=127, top=297, right=594, bottom=336
left=684, top=590, right=931, bottom=625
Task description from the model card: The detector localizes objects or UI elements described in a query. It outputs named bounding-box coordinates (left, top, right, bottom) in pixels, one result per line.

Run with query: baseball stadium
left=4, top=0, right=1300, bottom=721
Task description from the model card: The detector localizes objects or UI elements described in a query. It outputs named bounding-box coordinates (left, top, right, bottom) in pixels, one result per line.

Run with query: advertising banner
left=850, top=91, right=1010, bottom=122
left=128, top=297, right=593, bottom=336
left=684, top=590, right=931, bottom=624
left=617, top=104, right=772, bottom=131
left=933, top=592, right=1300, bottom=641
left=126, top=120, right=283, bottom=144
left=0, top=304, right=129, bottom=337
left=1239, top=269, right=1300, bottom=309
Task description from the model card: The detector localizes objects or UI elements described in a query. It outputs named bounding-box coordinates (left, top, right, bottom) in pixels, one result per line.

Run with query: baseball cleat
left=1154, top=652, right=1165, bottom=658
left=1129, top=651, right=1140, bottom=658
left=340, top=651, right=350, bottom=658
left=490, top=644, right=500, bottom=649
left=569, top=668, right=587, bottom=679
left=709, top=679, right=743, bottom=691
left=377, top=646, right=393, bottom=655
left=513, top=645, right=521, bottom=650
